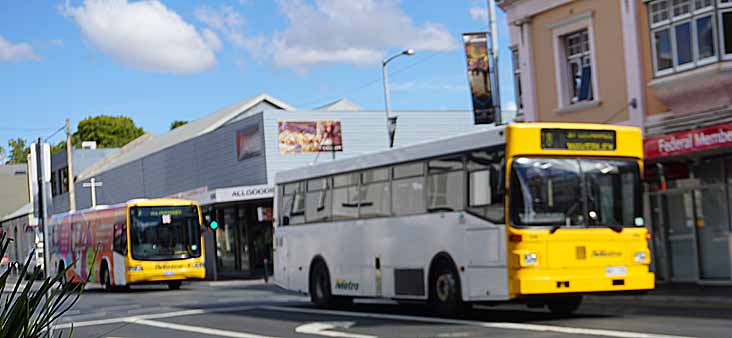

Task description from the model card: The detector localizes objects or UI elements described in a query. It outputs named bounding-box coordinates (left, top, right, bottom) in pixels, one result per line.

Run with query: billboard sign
left=278, top=120, right=343, bottom=154
left=463, top=32, right=496, bottom=125
left=236, top=126, right=263, bottom=161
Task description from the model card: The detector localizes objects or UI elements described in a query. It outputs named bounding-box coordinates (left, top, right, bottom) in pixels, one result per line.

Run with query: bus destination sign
left=541, top=129, right=616, bottom=151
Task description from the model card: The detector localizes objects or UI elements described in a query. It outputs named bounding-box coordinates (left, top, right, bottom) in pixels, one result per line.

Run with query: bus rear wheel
left=168, top=281, right=182, bottom=290
left=547, top=295, right=582, bottom=315
left=429, top=260, right=465, bottom=316
left=309, top=260, right=334, bottom=307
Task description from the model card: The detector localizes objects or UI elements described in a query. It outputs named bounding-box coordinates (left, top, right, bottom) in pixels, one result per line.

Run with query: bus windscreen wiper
left=608, top=223, right=623, bottom=233
left=549, top=223, right=561, bottom=234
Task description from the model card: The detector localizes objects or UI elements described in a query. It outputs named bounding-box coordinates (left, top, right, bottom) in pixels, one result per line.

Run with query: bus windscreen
left=129, top=206, right=201, bottom=261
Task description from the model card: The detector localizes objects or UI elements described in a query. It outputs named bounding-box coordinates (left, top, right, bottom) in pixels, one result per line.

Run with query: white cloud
left=51, top=39, right=65, bottom=47
left=195, top=0, right=457, bottom=70
left=63, top=0, right=219, bottom=74
left=0, top=35, right=40, bottom=62
left=469, top=6, right=488, bottom=23
left=265, top=0, right=458, bottom=68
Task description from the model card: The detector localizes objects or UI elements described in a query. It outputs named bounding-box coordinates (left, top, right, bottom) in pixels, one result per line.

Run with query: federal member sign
left=541, top=129, right=616, bottom=151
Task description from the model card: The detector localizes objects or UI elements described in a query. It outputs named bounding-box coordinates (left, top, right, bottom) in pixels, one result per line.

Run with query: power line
left=0, top=126, right=59, bottom=132
left=294, top=51, right=443, bottom=108
left=44, top=125, right=66, bottom=142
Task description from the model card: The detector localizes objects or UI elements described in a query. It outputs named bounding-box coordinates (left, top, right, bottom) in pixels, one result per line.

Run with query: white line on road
left=262, top=306, right=699, bottom=338
left=130, top=318, right=279, bottom=338
left=54, top=305, right=254, bottom=329
left=295, top=321, right=377, bottom=338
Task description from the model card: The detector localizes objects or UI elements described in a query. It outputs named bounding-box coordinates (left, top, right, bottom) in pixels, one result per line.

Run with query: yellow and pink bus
left=48, top=198, right=206, bottom=290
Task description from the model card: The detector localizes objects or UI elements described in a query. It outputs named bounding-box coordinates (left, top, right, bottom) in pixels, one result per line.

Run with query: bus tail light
left=509, top=234, right=522, bottom=242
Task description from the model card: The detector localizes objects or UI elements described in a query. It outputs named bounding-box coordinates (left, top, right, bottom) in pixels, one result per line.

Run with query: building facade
left=60, top=94, right=485, bottom=278
left=499, top=0, right=645, bottom=126
left=640, top=0, right=732, bottom=284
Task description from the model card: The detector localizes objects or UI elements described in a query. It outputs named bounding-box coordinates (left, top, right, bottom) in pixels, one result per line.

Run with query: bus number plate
left=163, top=270, right=175, bottom=276
left=605, top=266, right=627, bottom=277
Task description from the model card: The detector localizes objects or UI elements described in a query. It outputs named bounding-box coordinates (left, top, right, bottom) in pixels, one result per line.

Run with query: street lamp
left=382, top=49, right=414, bottom=148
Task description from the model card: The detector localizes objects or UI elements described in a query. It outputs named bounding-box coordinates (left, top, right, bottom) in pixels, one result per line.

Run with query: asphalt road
left=51, top=281, right=732, bottom=338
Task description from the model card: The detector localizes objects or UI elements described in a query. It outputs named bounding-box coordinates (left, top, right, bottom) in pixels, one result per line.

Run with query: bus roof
left=49, top=198, right=199, bottom=219
left=275, top=125, right=507, bottom=184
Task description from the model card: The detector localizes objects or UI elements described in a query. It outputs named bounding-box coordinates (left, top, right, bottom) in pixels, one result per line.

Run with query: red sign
left=644, top=122, right=732, bottom=159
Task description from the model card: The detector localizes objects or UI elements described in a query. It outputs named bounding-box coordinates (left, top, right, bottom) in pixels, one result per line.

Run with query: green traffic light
left=210, top=221, right=218, bottom=230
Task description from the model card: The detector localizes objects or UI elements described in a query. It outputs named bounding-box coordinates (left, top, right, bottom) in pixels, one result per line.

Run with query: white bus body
left=274, top=126, right=510, bottom=304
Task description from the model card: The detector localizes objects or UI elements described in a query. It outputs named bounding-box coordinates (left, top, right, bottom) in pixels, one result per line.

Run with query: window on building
left=723, top=10, right=732, bottom=55
left=60, top=167, right=69, bottom=193
left=563, top=29, right=593, bottom=104
left=50, top=171, right=58, bottom=196
left=648, top=0, right=721, bottom=76
left=510, top=47, right=524, bottom=113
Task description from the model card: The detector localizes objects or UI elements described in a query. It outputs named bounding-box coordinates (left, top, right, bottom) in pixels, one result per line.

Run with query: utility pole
left=35, top=138, right=53, bottom=338
left=487, top=0, right=502, bottom=125
left=66, top=118, right=76, bottom=211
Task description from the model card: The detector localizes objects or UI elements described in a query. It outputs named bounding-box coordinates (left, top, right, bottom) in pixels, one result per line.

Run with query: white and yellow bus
left=273, top=123, right=654, bottom=315
left=48, top=198, right=206, bottom=290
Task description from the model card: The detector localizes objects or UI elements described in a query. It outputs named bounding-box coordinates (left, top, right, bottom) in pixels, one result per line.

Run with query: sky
left=0, top=0, right=515, bottom=159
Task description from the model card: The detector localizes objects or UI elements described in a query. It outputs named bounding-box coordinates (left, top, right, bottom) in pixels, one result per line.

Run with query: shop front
left=644, top=122, right=732, bottom=284
left=194, top=184, right=275, bottom=279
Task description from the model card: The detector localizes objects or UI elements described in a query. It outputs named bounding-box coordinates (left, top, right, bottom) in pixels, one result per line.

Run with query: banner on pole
left=462, top=32, right=496, bottom=125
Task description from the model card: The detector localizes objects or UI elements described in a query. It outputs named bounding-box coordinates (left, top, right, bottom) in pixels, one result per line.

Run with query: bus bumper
left=512, top=267, right=655, bottom=295
left=126, top=268, right=206, bottom=284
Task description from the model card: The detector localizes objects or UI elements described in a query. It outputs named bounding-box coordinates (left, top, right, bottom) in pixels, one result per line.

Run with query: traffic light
left=209, top=220, right=218, bottom=230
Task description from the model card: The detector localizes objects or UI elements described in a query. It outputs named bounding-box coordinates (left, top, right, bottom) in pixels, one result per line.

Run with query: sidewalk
left=586, top=283, right=732, bottom=306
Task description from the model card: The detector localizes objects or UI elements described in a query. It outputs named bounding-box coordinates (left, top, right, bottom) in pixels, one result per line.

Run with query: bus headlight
left=127, top=265, right=143, bottom=272
left=193, top=263, right=205, bottom=269
left=523, top=253, right=538, bottom=266
left=634, top=252, right=648, bottom=263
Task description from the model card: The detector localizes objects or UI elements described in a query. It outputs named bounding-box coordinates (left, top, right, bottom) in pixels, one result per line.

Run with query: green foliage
left=8, top=138, right=30, bottom=164
left=169, top=120, right=188, bottom=130
left=72, top=115, right=144, bottom=149
left=0, top=232, right=84, bottom=338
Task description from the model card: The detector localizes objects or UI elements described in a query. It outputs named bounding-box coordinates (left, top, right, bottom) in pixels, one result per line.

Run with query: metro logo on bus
left=335, top=279, right=359, bottom=291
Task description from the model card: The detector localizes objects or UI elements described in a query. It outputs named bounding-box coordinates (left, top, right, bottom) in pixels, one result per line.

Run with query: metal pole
left=382, top=61, right=392, bottom=148
left=66, top=118, right=76, bottom=212
left=488, top=0, right=502, bottom=125
left=36, top=139, right=53, bottom=338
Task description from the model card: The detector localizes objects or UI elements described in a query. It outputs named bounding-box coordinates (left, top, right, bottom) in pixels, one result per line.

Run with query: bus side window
left=467, top=148, right=505, bottom=223
left=392, top=162, right=426, bottom=216
left=113, top=223, right=127, bottom=255
left=306, top=177, right=331, bottom=223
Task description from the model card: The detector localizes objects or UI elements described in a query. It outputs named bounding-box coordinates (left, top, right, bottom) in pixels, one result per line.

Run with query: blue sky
left=0, top=0, right=514, bottom=155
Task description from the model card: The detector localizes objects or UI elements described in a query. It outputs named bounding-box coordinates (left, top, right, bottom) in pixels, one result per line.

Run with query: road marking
left=130, top=318, right=279, bottom=338
left=295, top=321, right=377, bottom=338
left=54, top=305, right=254, bottom=329
left=262, top=306, right=699, bottom=338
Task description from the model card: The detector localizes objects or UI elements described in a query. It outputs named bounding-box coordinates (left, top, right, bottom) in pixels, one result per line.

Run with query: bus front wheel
left=429, top=260, right=465, bottom=316
left=100, top=263, right=113, bottom=291
left=547, top=295, right=582, bottom=315
left=309, top=260, right=334, bottom=307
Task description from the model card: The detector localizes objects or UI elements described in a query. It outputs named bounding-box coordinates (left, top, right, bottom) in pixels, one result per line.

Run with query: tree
left=0, top=144, right=5, bottom=164
left=170, top=120, right=188, bottom=130
left=8, top=138, right=30, bottom=164
left=72, top=115, right=144, bottom=149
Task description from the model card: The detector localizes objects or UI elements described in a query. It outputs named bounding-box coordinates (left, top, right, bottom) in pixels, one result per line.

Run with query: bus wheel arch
left=428, top=252, right=466, bottom=316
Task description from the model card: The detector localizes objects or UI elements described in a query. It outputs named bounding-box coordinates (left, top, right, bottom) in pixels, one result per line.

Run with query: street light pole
left=382, top=49, right=414, bottom=148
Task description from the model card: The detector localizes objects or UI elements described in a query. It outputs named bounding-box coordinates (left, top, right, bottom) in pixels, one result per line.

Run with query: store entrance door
left=653, top=183, right=732, bottom=282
